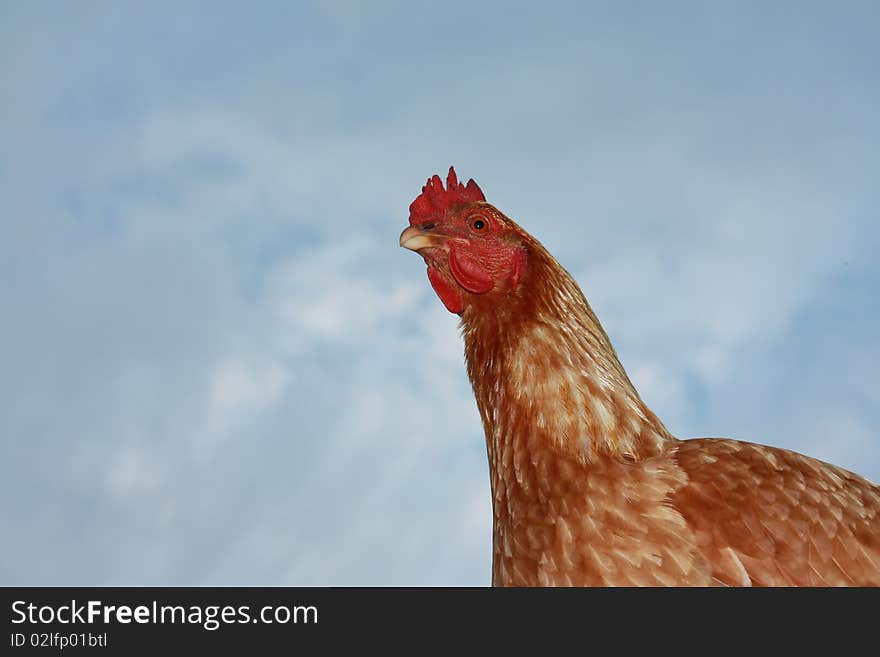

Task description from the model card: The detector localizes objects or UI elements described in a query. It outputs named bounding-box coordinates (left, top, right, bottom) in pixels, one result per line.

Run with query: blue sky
left=2, top=1, right=878, bottom=585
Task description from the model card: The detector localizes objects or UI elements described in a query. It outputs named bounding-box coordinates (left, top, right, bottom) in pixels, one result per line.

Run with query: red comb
left=409, top=166, right=485, bottom=224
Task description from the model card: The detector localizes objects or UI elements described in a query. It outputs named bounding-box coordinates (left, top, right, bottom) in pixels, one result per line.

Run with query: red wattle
left=427, top=266, right=464, bottom=314
left=449, top=246, right=494, bottom=294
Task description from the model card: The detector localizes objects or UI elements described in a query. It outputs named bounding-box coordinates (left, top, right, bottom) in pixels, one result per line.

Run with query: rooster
left=400, top=167, right=880, bottom=586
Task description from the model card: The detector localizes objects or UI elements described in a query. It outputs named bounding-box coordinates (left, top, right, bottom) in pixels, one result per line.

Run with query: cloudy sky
left=2, top=1, right=878, bottom=585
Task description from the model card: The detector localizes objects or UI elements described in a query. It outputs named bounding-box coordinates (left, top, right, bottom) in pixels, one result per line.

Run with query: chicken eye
left=470, top=216, right=488, bottom=232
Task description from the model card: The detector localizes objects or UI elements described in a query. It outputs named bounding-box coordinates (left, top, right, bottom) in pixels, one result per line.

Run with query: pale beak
left=399, top=225, right=449, bottom=251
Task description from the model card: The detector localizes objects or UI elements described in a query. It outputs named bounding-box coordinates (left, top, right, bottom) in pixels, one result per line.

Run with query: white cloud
left=209, top=358, right=289, bottom=419
left=107, top=444, right=164, bottom=496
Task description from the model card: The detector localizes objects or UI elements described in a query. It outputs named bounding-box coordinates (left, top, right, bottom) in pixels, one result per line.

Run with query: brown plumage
left=400, top=167, right=880, bottom=586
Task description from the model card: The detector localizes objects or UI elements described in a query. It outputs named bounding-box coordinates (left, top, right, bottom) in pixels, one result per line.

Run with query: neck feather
left=461, top=238, right=674, bottom=469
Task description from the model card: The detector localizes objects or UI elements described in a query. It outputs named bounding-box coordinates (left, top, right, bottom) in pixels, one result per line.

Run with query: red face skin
left=401, top=201, right=527, bottom=315
left=400, top=168, right=529, bottom=315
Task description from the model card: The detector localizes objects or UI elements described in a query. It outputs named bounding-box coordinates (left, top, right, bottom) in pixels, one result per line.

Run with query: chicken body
left=401, top=168, right=880, bottom=586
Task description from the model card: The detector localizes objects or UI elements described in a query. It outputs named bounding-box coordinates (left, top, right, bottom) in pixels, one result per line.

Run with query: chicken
left=399, top=167, right=880, bottom=586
